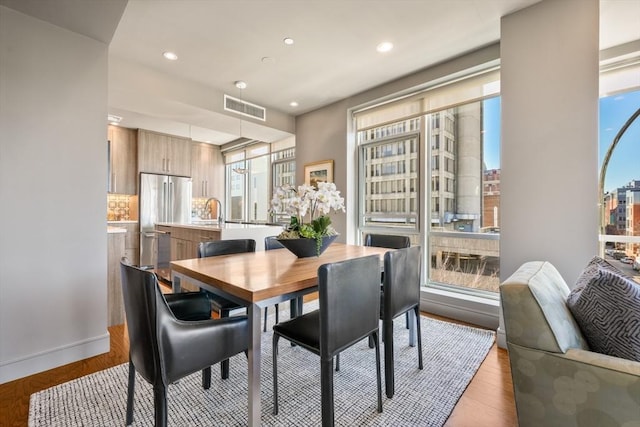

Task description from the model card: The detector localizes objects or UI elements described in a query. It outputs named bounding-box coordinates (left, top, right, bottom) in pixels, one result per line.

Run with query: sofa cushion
left=571, top=256, right=626, bottom=294
left=567, top=268, right=640, bottom=361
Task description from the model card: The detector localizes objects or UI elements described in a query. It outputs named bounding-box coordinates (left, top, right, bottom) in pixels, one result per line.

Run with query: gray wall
left=295, top=45, right=501, bottom=244
left=0, top=7, right=110, bottom=382
left=500, top=0, right=599, bottom=285
left=295, top=0, right=600, bottom=286
left=296, top=100, right=350, bottom=242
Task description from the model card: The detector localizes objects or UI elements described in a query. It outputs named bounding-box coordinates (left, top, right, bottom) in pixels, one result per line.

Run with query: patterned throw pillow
left=572, top=256, right=626, bottom=290
left=567, top=268, right=640, bottom=361
left=567, top=256, right=628, bottom=307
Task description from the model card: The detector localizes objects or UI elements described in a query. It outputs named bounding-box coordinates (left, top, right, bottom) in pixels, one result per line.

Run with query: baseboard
left=0, top=332, right=110, bottom=384
left=420, top=287, right=500, bottom=330
left=496, top=327, right=507, bottom=349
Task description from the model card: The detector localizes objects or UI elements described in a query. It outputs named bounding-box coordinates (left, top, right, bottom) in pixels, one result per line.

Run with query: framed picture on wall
left=304, top=159, right=334, bottom=188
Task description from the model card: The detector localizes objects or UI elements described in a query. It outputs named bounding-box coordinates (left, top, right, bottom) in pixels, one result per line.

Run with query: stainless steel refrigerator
left=139, top=173, right=192, bottom=278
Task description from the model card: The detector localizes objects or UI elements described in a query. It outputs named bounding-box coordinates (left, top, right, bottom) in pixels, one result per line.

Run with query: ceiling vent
left=224, top=94, right=266, bottom=121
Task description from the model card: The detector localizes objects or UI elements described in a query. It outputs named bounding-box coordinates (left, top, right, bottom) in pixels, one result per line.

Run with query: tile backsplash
left=107, top=195, right=216, bottom=222
left=192, top=197, right=218, bottom=219
left=107, top=194, right=138, bottom=221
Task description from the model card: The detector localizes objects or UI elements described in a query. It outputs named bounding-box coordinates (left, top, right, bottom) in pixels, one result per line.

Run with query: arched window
left=599, top=89, right=640, bottom=268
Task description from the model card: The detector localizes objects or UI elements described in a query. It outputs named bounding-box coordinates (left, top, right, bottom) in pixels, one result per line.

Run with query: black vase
left=277, top=235, right=337, bottom=258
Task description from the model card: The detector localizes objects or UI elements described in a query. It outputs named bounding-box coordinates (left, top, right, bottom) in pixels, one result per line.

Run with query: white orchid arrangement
left=270, top=182, right=345, bottom=243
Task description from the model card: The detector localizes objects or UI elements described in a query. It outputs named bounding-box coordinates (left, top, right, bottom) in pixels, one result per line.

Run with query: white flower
left=270, top=182, right=345, bottom=228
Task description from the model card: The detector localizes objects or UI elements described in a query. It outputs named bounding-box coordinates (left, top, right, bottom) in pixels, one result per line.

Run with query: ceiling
left=3, top=0, right=639, bottom=145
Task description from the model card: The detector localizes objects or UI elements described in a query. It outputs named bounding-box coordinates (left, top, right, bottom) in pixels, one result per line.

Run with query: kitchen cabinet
left=107, top=229, right=126, bottom=326
left=138, top=129, right=192, bottom=177
left=191, top=142, right=224, bottom=198
left=162, top=225, right=221, bottom=291
left=107, top=125, right=137, bottom=195
left=108, top=221, right=140, bottom=265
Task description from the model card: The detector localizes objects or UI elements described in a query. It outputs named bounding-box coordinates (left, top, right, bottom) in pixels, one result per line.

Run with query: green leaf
left=289, top=216, right=300, bottom=231
left=311, top=215, right=332, bottom=235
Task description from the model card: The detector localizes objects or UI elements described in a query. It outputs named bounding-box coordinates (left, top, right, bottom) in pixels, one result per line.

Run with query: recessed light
left=376, top=42, right=393, bottom=53
left=235, top=80, right=247, bottom=89
left=163, top=51, right=178, bottom=61
left=283, top=37, right=294, bottom=45
left=261, top=56, right=276, bottom=64
left=107, top=114, right=122, bottom=124
left=289, top=101, right=299, bottom=107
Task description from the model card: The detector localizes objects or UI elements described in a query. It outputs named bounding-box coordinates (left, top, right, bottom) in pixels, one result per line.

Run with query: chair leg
left=220, top=309, right=230, bottom=379
left=289, top=299, right=297, bottom=318
left=126, top=359, right=136, bottom=426
left=405, top=312, right=410, bottom=329
left=335, top=353, right=340, bottom=372
left=320, top=357, right=335, bottom=427
left=415, top=306, right=424, bottom=370
left=373, top=331, right=383, bottom=413
left=275, top=303, right=279, bottom=324
left=369, top=319, right=383, bottom=348
left=202, top=366, right=211, bottom=389
left=272, top=333, right=280, bottom=415
left=289, top=299, right=300, bottom=347
left=153, top=383, right=168, bottom=427
left=297, top=297, right=303, bottom=316
left=263, top=307, right=268, bottom=332
left=383, top=318, right=395, bottom=399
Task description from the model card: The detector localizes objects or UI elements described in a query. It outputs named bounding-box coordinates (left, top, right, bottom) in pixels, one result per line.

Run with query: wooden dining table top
left=170, top=242, right=389, bottom=303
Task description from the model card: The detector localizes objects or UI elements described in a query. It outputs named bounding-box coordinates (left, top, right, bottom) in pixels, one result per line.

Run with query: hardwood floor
left=0, top=311, right=517, bottom=427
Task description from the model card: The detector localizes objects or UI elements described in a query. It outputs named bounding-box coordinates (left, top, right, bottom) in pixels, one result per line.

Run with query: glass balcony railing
left=428, top=230, right=500, bottom=293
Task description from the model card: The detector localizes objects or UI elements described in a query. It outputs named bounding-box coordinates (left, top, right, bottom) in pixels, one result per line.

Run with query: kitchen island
left=154, top=221, right=284, bottom=290
left=155, top=221, right=284, bottom=251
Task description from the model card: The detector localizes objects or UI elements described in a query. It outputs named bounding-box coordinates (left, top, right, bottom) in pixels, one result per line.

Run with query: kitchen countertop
left=107, top=226, right=127, bottom=234
left=156, top=221, right=284, bottom=232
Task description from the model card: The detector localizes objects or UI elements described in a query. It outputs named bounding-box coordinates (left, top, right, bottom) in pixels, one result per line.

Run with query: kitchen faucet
left=204, top=197, right=224, bottom=223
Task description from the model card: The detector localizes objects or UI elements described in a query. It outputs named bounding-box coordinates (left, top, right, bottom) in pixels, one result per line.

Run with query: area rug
left=29, top=303, right=495, bottom=426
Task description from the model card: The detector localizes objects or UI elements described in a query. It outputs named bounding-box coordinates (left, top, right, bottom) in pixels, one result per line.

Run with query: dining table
left=170, top=242, right=391, bottom=427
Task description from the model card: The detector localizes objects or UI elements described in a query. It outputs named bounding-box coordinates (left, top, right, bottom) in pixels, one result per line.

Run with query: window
left=226, top=155, right=270, bottom=222
left=223, top=141, right=295, bottom=223
left=354, top=69, right=501, bottom=296
left=599, top=88, right=640, bottom=267
left=358, top=119, right=420, bottom=230
left=271, top=147, right=296, bottom=223
left=427, top=97, right=501, bottom=294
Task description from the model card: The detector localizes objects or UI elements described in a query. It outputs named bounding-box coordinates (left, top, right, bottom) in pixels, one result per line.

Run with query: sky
left=599, top=89, right=640, bottom=192
left=481, top=90, right=640, bottom=192
left=482, top=97, right=501, bottom=170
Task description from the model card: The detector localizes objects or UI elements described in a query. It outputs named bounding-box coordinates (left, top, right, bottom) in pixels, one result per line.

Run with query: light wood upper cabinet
left=191, top=142, right=224, bottom=198
left=107, top=125, right=137, bottom=195
left=138, top=129, right=191, bottom=177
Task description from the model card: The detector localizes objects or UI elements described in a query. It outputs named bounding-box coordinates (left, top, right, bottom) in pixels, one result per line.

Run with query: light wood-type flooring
left=0, top=297, right=517, bottom=427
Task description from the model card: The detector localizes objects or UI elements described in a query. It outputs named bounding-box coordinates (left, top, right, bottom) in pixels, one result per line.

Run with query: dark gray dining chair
left=263, top=236, right=283, bottom=330
left=198, top=239, right=255, bottom=379
left=272, top=255, right=383, bottom=427
left=381, top=245, right=424, bottom=398
left=364, top=233, right=412, bottom=331
left=364, top=234, right=411, bottom=250
left=264, top=236, right=304, bottom=327
left=120, top=261, right=248, bottom=427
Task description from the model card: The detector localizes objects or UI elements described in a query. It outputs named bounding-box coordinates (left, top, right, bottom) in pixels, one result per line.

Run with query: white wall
left=500, top=0, right=600, bottom=285
left=0, top=7, right=110, bottom=383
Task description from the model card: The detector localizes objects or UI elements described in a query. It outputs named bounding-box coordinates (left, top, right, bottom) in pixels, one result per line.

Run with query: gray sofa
left=500, top=261, right=640, bottom=427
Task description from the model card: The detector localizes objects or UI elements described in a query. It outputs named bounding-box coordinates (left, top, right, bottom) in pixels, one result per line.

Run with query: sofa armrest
left=508, top=343, right=640, bottom=427
left=564, top=348, right=640, bottom=376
